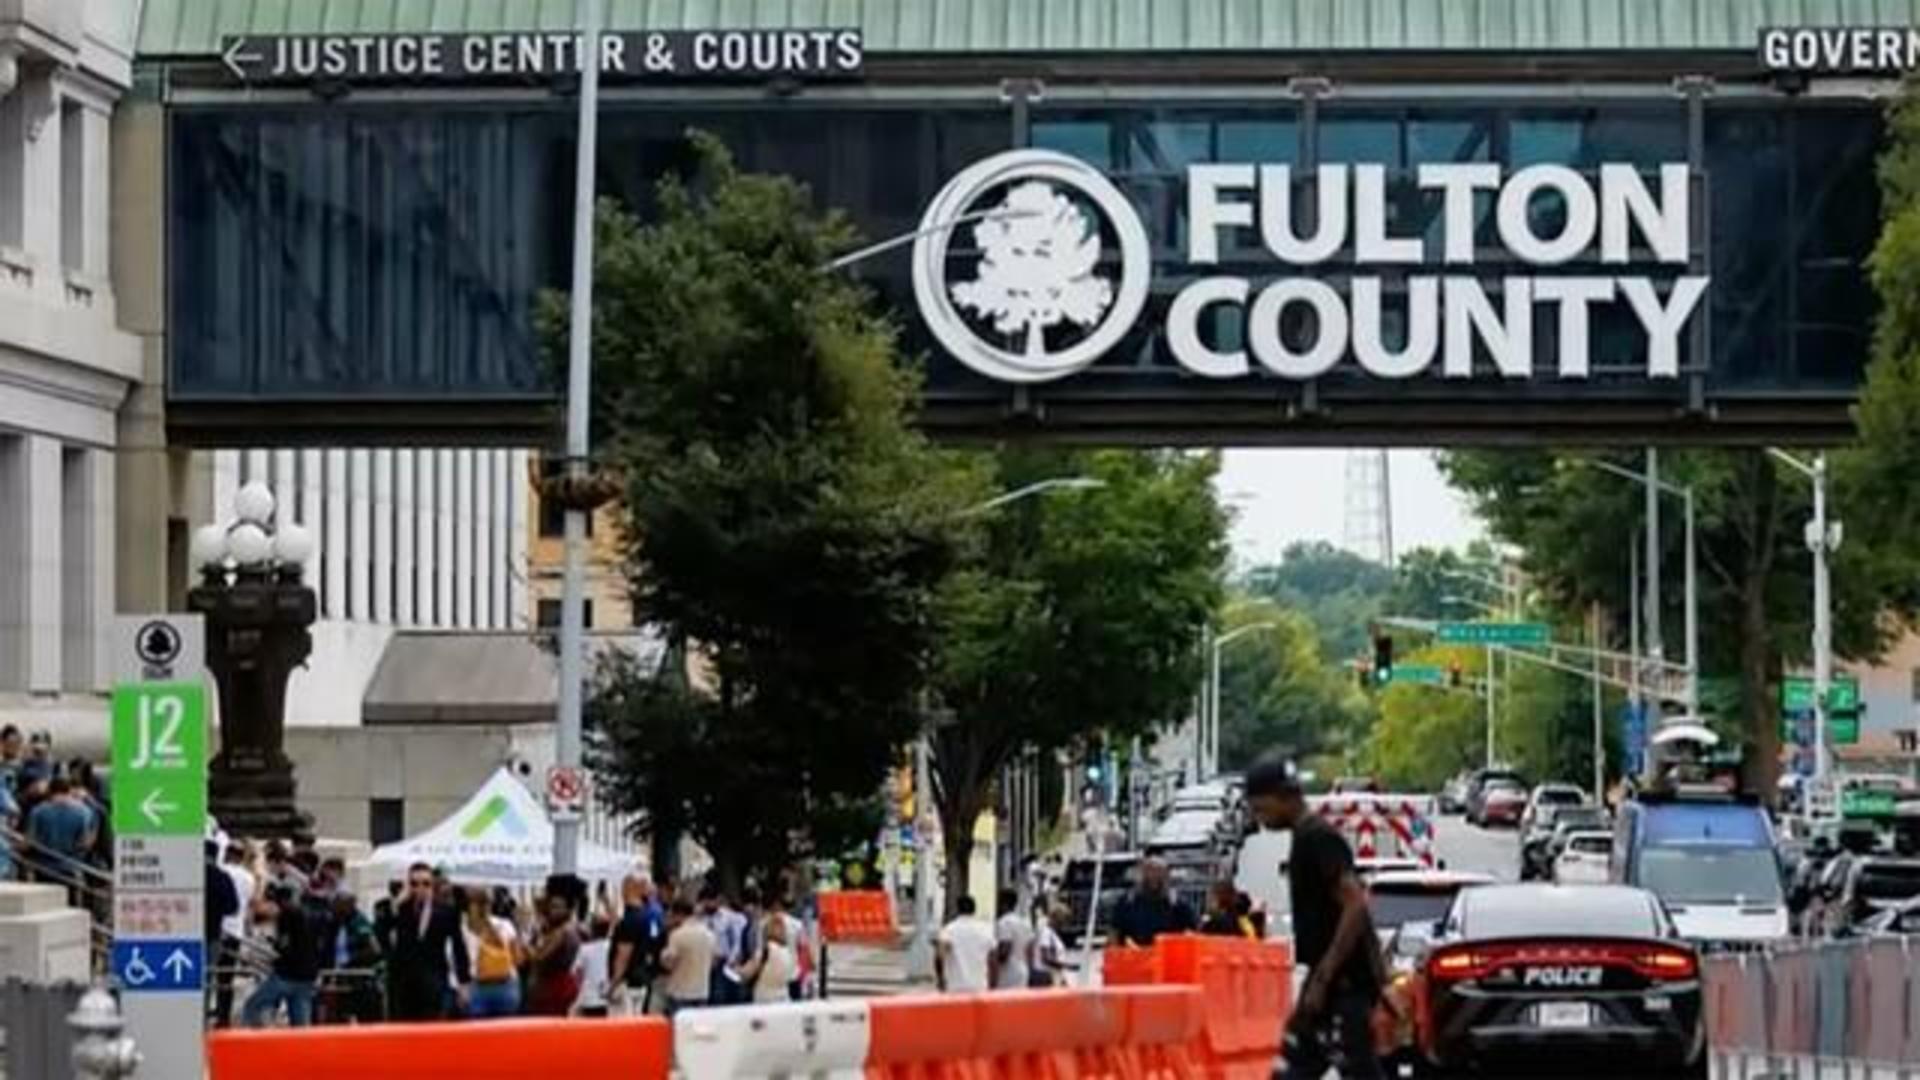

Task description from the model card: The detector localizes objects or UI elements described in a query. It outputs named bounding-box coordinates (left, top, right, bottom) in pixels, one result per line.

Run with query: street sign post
left=546, top=764, right=587, bottom=822
left=1436, top=621, right=1550, bottom=646
left=110, top=678, right=207, bottom=1080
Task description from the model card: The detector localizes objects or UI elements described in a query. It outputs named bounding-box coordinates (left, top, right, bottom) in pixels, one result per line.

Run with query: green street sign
left=1436, top=621, right=1549, bottom=646
left=1388, top=665, right=1446, bottom=686
left=1782, top=675, right=1860, bottom=713
left=1840, top=789, right=1898, bottom=819
left=110, top=683, right=208, bottom=837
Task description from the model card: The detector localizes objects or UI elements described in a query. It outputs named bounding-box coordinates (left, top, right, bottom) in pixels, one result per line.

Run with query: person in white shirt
left=992, top=888, right=1036, bottom=990
left=572, top=916, right=613, bottom=1017
left=737, top=912, right=800, bottom=1003
left=936, top=895, right=996, bottom=993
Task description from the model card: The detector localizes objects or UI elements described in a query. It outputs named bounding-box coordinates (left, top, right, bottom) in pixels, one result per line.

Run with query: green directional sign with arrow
left=1436, top=621, right=1549, bottom=646
left=111, top=683, right=208, bottom=837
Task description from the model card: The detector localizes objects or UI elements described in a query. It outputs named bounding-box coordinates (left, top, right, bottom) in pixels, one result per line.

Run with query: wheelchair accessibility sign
left=111, top=940, right=203, bottom=992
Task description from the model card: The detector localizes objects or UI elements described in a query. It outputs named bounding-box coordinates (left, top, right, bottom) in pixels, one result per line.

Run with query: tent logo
left=460, top=794, right=528, bottom=839
left=912, top=149, right=1151, bottom=384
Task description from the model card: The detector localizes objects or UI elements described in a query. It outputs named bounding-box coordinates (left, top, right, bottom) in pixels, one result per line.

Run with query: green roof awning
left=137, top=0, right=1920, bottom=60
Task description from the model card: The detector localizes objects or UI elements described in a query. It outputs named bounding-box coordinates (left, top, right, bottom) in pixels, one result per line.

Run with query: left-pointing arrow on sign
left=139, top=788, right=177, bottom=827
left=221, top=37, right=264, bottom=80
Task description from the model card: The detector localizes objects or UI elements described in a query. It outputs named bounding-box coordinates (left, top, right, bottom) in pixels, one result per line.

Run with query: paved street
left=1429, top=814, right=1521, bottom=880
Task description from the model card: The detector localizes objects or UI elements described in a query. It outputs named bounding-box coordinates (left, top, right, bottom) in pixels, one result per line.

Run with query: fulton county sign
left=220, top=29, right=863, bottom=84
left=912, top=149, right=1709, bottom=386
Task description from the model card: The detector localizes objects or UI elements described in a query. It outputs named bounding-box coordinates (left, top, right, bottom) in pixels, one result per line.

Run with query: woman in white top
left=737, top=912, right=799, bottom=1003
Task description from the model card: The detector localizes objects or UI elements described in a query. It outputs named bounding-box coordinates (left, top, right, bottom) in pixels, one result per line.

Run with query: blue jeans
left=242, top=974, right=316, bottom=1028
left=467, top=979, right=521, bottom=1018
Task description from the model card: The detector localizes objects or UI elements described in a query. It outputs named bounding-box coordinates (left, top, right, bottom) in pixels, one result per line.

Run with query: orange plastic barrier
left=208, top=1017, right=671, bottom=1080
left=1104, top=934, right=1292, bottom=1080
left=865, top=986, right=1207, bottom=1080
left=819, top=888, right=901, bottom=944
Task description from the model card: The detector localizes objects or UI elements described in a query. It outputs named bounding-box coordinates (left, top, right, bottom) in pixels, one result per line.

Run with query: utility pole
left=1810, top=453, right=1834, bottom=794
left=1643, top=448, right=1663, bottom=734
left=1591, top=602, right=1604, bottom=801
left=553, top=0, right=604, bottom=877
left=1484, top=643, right=1496, bottom=767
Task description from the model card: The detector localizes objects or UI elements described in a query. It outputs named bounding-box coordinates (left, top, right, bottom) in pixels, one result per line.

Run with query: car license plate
left=1534, top=1002, right=1593, bottom=1028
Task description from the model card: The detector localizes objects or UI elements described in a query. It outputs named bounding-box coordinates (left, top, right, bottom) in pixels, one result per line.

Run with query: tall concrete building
left=0, top=0, right=137, bottom=747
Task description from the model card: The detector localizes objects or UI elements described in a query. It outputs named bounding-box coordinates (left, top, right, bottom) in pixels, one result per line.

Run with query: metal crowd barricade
left=1707, top=937, right=1920, bottom=1080
left=315, top=967, right=386, bottom=1024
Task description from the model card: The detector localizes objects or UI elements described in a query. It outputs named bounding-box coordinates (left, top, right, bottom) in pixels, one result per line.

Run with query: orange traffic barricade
left=208, top=1017, right=671, bottom=1080
left=867, top=992, right=986, bottom=1080
left=819, top=889, right=900, bottom=944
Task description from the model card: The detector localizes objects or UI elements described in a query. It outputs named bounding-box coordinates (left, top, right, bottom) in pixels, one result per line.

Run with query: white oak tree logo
left=950, top=181, right=1115, bottom=360
left=912, top=150, right=1151, bottom=384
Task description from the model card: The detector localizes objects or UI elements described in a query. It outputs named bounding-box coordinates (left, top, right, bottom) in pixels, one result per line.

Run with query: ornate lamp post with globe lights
left=187, top=481, right=318, bottom=840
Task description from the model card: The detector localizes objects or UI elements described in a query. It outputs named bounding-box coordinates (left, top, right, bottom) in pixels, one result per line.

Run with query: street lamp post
left=904, top=476, right=1106, bottom=980
left=1207, top=622, right=1279, bottom=779
left=1579, top=459, right=1699, bottom=721
left=1771, top=449, right=1842, bottom=803
left=1444, top=592, right=1504, bottom=767
left=188, top=482, right=319, bottom=839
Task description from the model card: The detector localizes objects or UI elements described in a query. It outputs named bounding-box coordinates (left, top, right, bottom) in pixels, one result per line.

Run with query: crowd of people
left=0, top=726, right=111, bottom=902
left=205, top=843, right=820, bottom=1028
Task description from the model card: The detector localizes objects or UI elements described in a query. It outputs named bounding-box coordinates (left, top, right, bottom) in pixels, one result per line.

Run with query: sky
left=1216, top=448, right=1484, bottom=571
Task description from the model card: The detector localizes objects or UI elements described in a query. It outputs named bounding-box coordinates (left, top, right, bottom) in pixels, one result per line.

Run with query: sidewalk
left=820, top=940, right=931, bottom=999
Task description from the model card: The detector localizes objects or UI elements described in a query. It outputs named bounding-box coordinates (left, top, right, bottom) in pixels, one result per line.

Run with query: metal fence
left=0, top=978, right=88, bottom=1079
left=1706, top=938, right=1919, bottom=1080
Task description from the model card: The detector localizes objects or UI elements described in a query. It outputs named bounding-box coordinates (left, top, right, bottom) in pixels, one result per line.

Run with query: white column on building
left=348, top=450, right=371, bottom=620
left=23, top=435, right=62, bottom=692
left=372, top=449, right=394, bottom=623
left=499, top=449, right=514, bottom=626
left=299, top=450, right=323, bottom=586
left=394, top=449, right=416, bottom=626
left=416, top=451, right=437, bottom=626
left=468, top=449, right=491, bottom=626
left=435, top=449, right=455, bottom=628
left=77, top=99, right=111, bottom=280
left=271, top=449, right=297, bottom=528
left=508, top=449, right=530, bottom=628
left=245, top=448, right=269, bottom=487
left=19, top=75, right=59, bottom=267
left=324, top=449, right=348, bottom=619
left=455, top=449, right=475, bottom=628
left=212, top=449, right=241, bottom=527
left=82, top=449, right=113, bottom=692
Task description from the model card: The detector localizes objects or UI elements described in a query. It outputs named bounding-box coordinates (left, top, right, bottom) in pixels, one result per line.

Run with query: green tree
left=564, top=136, right=974, bottom=885
left=1384, top=544, right=1504, bottom=622
left=1363, top=646, right=1485, bottom=790
left=931, top=449, right=1227, bottom=912
left=1214, top=600, right=1372, bottom=770
left=1242, top=541, right=1393, bottom=659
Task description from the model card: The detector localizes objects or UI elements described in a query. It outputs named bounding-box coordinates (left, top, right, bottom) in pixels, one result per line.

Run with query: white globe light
left=227, top=522, right=272, bottom=566
left=273, top=522, right=315, bottom=565
left=189, top=524, right=230, bottom=570
left=233, top=481, right=276, bottom=525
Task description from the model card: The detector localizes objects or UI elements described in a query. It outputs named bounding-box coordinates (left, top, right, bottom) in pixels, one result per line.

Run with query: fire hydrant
left=68, top=984, right=140, bottom=1079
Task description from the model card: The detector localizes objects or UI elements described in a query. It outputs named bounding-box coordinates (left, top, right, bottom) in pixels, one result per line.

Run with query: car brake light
left=1634, top=947, right=1698, bottom=980
left=1428, top=948, right=1489, bottom=981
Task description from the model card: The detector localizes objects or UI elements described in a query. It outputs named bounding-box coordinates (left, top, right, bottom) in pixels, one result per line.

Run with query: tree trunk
left=1739, top=573, right=1780, bottom=803
left=934, top=738, right=988, bottom=923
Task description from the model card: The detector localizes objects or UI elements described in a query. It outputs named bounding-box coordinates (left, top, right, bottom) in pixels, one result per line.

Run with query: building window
left=536, top=598, right=593, bottom=629
left=59, top=101, right=82, bottom=271
left=369, top=799, right=405, bottom=846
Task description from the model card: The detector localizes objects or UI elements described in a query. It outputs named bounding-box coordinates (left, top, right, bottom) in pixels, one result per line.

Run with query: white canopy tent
left=363, top=767, right=640, bottom=885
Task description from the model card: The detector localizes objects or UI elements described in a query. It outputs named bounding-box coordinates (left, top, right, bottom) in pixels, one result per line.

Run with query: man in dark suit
left=387, top=861, right=471, bottom=1020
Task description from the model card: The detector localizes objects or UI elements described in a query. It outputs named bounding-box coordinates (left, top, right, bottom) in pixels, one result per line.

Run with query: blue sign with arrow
left=111, top=940, right=203, bottom=992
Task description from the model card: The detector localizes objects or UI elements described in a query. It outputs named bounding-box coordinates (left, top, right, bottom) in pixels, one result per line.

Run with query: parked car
left=1464, top=768, right=1527, bottom=825
left=1331, top=775, right=1382, bottom=795
left=1553, top=831, right=1614, bottom=885
left=1476, top=780, right=1530, bottom=828
left=1853, top=895, right=1920, bottom=937
left=1438, top=772, right=1474, bottom=815
left=1522, top=806, right=1611, bottom=880
left=1058, top=852, right=1139, bottom=945
left=1367, top=869, right=1495, bottom=1078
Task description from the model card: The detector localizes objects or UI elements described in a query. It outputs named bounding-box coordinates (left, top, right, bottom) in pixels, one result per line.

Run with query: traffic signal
left=1448, top=661, right=1464, bottom=688
left=1372, top=633, right=1394, bottom=684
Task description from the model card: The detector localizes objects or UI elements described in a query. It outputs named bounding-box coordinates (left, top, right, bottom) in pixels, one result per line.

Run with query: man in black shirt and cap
left=1245, top=758, right=1386, bottom=1080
